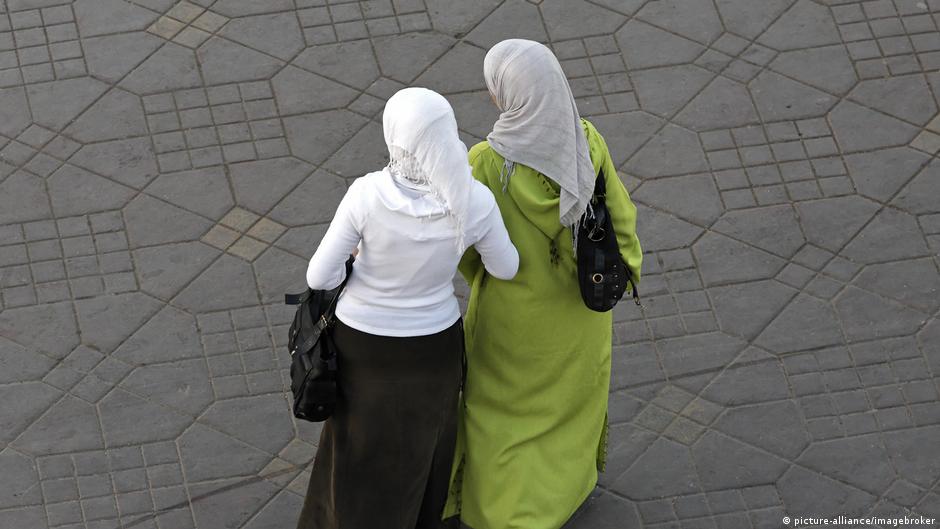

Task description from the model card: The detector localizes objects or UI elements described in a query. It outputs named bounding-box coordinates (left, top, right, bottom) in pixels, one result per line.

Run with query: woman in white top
left=297, top=87, right=518, bottom=529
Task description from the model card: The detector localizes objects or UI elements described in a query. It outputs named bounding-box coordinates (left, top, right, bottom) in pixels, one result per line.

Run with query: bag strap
left=322, top=257, right=354, bottom=321
left=593, top=165, right=607, bottom=200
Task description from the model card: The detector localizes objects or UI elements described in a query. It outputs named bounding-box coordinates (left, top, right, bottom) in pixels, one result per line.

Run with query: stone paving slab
left=0, top=1, right=939, bottom=528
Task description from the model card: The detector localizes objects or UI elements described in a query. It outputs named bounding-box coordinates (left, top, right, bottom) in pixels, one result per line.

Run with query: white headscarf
left=484, top=39, right=595, bottom=230
left=382, top=87, right=473, bottom=253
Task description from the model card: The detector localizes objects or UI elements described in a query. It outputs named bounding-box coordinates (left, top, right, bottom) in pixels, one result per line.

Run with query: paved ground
left=1, top=0, right=939, bottom=528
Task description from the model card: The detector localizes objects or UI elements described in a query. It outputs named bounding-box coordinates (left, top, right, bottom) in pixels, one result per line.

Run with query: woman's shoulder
left=468, top=140, right=503, bottom=167
left=350, top=170, right=389, bottom=191
left=580, top=118, right=611, bottom=170
left=580, top=118, right=608, bottom=149
left=343, top=170, right=387, bottom=206
left=467, top=141, right=507, bottom=190
left=357, top=169, right=387, bottom=182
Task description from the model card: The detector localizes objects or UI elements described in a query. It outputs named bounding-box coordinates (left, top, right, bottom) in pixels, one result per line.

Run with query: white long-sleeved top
left=306, top=170, right=519, bottom=337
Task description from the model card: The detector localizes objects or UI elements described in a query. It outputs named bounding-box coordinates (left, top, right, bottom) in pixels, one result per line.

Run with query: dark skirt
left=297, top=318, right=464, bottom=529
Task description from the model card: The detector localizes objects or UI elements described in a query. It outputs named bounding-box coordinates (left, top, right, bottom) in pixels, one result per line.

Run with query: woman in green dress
left=443, top=39, right=643, bottom=529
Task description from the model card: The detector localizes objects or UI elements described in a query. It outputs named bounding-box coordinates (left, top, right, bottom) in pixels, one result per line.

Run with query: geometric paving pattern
left=0, top=1, right=85, bottom=86
left=785, top=340, right=940, bottom=440
left=615, top=249, right=720, bottom=341
left=833, top=0, right=940, bottom=78
left=36, top=442, right=193, bottom=529
left=143, top=81, right=287, bottom=172
left=0, top=124, right=82, bottom=178
left=702, top=118, right=855, bottom=209
left=201, top=207, right=288, bottom=262
left=146, top=1, right=229, bottom=49
left=1, top=1, right=939, bottom=528
left=635, top=485, right=786, bottom=529
left=0, top=212, right=136, bottom=309
left=197, top=305, right=283, bottom=399
left=554, top=34, right=639, bottom=114
left=911, top=115, right=940, bottom=155
left=298, top=0, right=432, bottom=45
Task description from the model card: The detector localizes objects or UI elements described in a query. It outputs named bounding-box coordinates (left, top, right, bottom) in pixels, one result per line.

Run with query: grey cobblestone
left=1, top=1, right=938, bottom=528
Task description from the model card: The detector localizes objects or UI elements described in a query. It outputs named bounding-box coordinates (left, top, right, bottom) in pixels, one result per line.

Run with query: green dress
left=444, top=120, right=643, bottom=529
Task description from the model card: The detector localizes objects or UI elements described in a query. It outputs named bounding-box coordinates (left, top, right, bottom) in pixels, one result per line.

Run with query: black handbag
left=576, top=167, right=640, bottom=312
left=284, top=257, right=353, bottom=422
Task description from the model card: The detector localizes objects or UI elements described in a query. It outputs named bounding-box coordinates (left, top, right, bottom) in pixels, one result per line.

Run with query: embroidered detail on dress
left=450, top=457, right=465, bottom=514
left=499, top=158, right=515, bottom=193
left=597, top=413, right=609, bottom=473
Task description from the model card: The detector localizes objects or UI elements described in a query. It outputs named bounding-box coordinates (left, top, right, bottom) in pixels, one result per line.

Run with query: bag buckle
left=587, top=225, right=606, bottom=242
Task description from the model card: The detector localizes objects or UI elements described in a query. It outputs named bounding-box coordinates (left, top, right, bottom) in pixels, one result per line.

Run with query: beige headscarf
left=483, top=39, right=595, bottom=229
left=382, top=87, right=474, bottom=253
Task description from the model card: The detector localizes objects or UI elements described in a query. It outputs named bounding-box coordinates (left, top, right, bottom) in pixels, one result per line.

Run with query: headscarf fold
left=483, top=39, right=595, bottom=230
left=382, top=87, right=473, bottom=253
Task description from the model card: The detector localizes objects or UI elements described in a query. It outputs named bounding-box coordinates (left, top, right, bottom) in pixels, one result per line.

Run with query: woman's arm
left=472, top=200, right=519, bottom=280
left=459, top=142, right=495, bottom=283
left=306, top=184, right=363, bottom=290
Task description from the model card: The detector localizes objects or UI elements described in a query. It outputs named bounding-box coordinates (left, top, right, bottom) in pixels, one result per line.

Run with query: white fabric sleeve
left=306, top=186, right=362, bottom=290
left=473, top=201, right=519, bottom=281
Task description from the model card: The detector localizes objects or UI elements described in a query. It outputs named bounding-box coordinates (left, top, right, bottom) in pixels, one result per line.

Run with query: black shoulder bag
left=284, top=257, right=353, bottom=422
left=576, top=167, right=640, bottom=312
